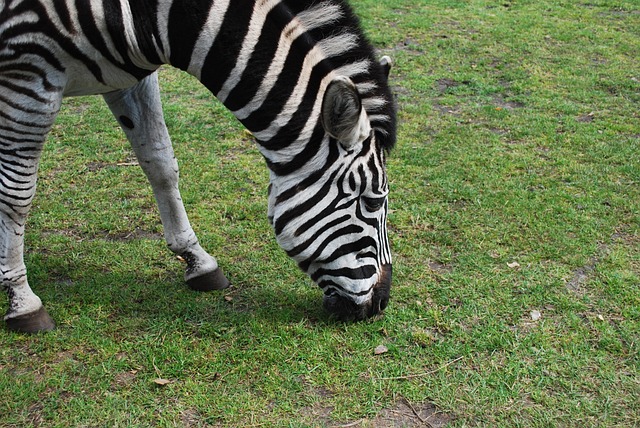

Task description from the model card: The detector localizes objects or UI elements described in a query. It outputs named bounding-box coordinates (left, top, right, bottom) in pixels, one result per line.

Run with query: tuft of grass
left=1, top=1, right=639, bottom=426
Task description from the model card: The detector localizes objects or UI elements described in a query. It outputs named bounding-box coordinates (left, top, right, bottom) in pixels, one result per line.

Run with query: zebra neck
left=168, top=0, right=366, bottom=175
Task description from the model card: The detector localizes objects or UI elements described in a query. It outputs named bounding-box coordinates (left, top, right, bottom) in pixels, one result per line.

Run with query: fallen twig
left=375, top=356, right=464, bottom=381
left=403, top=398, right=432, bottom=427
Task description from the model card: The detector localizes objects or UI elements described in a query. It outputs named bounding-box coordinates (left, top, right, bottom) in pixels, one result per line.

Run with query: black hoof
left=187, top=268, right=230, bottom=291
left=5, top=307, right=56, bottom=333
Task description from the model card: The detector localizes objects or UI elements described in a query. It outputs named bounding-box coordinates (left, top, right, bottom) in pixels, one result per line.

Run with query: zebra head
left=266, top=59, right=395, bottom=321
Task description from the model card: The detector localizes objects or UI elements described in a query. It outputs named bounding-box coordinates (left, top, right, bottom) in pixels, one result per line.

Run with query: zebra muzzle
left=323, top=264, right=391, bottom=321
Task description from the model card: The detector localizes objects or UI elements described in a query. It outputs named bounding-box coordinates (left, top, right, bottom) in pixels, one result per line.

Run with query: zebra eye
left=362, top=196, right=386, bottom=212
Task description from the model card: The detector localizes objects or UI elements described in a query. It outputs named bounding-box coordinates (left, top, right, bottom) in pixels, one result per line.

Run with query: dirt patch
left=435, top=78, right=470, bottom=94
left=112, top=370, right=137, bottom=388
left=432, top=102, right=462, bottom=116
left=180, top=409, right=203, bottom=427
left=493, top=96, right=525, bottom=110
left=576, top=113, right=595, bottom=123
left=103, top=227, right=163, bottom=242
left=566, top=243, right=610, bottom=294
left=313, top=399, right=456, bottom=428
left=292, top=382, right=455, bottom=427
left=598, top=9, right=640, bottom=18
left=428, top=260, right=453, bottom=274
left=391, top=38, right=423, bottom=56
left=361, top=399, right=454, bottom=427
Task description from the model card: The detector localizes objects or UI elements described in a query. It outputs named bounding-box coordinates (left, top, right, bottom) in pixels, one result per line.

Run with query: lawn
left=1, top=0, right=638, bottom=426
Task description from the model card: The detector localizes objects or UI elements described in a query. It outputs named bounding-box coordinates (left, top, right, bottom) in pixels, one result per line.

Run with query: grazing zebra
left=0, top=0, right=396, bottom=332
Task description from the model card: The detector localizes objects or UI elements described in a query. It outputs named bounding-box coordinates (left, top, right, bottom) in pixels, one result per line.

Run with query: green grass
left=1, top=0, right=639, bottom=426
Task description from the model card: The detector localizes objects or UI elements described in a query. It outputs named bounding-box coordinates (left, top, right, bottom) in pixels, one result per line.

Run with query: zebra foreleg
left=102, top=73, right=230, bottom=292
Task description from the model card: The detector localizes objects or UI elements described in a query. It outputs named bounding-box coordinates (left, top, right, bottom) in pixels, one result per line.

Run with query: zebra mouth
left=323, top=264, right=392, bottom=321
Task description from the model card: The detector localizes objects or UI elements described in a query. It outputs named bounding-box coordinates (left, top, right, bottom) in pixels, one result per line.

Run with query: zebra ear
left=321, top=76, right=370, bottom=148
left=380, top=56, right=392, bottom=81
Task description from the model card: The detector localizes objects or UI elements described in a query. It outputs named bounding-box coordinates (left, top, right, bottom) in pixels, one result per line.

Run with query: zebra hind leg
left=102, top=73, right=230, bottom=292
left=1, top=205, right=56, bottom=333
left=0, top=78, right=62, bottom=333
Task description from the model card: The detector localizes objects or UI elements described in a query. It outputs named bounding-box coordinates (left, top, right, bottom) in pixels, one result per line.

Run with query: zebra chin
left=322, top=264, right=392, bottom=321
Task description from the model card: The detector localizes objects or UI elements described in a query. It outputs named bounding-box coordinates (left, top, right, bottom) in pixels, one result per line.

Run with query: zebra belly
left=61, top=59, right=158, bottom=97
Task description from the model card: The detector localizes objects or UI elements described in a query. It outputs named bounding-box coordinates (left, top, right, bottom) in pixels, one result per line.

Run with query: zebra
left=0, top=0, right=396, bottom=333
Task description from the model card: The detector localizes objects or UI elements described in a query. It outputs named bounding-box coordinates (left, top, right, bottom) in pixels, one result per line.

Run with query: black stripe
left=264, top=124, right=325, bottom=175
left=0, top=70, right=61, bottom=93
left=5, top=2, right=103, bottom=81
left=0, top=94, right=50, bottom=116
left=77, top=0, right=121, bottom=73
left=167, top=0, right=213, bottom=70
left=273, top=168, right=340, bottom=236
left=0, top=167, right=32, bottom=185
left=287, top=215, right=351, bottom=259
left=312, top=264, right=376, bottom=282
left=0, top=175, right=32, bottom=193
left=240, top=34, right=312, bottom=133
left=320, top=281, right=373, bottom=297
left=297, top=230, right=372, bottom=272
left=294, top=193, right=356, bottom=239
left=0, top=110, right=51, bottom=130
left=222, top=2, right=292, bottom=111
left=0, top=147, right=39, bottom=160
left=200, top=0, right=255, bottom=94
left=0, top=79, right=50, bottom=104
left=129, top=0, right=162, bottom=64
left=100, top=0, right=154, bottom=79
left=0, top=45, right=65, bottom=73
left=53, top=0, right=74, bottom=34
left=275, top=142, right=340, bottom=203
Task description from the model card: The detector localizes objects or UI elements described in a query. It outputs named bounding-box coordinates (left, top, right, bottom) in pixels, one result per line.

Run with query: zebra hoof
left=187, top=268, right=230, bottom=291
left=5, top=307, right=56, bottom=333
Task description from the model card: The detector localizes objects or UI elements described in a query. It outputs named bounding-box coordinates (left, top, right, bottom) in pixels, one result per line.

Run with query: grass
left=1, top=0, right=639, bottom=426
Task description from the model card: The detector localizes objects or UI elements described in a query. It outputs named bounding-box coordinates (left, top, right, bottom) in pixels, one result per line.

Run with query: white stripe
left=334, top=59, right=371, bottom=79
left=251, top=34, right=360, bottom=142
left=362, top=96, right=387, bottom=111
left=156, top=0, right=174, bottom=63
left=233, top=2, right=345, bottom=120
left=217, top=0, right=281, bottom=102
left=187, top=0, right=232, bottom=79
left=89, top=0, right=125, bottom=64
left=369, top=114, right=391, bottom=122
left=120, top=0, right=148, bottom=68
left=356, top=81, right=378, bottom=95
left=258, top=60, right=371, bottom=164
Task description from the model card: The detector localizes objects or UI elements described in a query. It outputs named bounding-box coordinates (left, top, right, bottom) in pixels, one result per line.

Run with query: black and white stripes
left=0, top=0, right=396, bottom=331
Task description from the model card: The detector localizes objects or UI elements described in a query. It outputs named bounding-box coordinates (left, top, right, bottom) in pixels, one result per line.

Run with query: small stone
left=374, top=345, right=389, bottom=355
left=530, top=310, right=542, bottom=321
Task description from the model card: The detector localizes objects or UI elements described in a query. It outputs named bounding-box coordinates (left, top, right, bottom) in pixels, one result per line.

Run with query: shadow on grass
left=31, top=265, right=340, bottom=334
